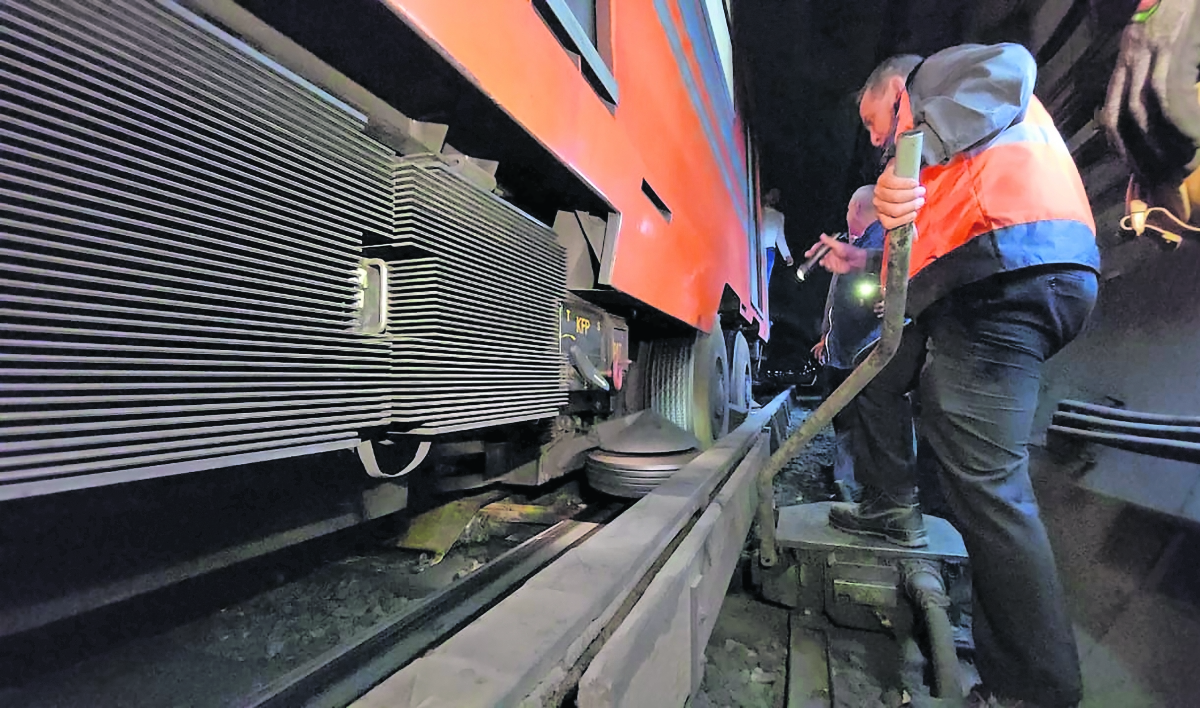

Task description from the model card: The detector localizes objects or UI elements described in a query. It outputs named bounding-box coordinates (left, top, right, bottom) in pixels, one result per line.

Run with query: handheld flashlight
left=795, top=232, right=849, bottom=282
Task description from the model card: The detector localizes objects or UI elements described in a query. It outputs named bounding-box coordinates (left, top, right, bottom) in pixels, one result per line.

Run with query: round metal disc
left=600, top=410, right=702, bottom=455
left=584, top=448, right=702, bottom=498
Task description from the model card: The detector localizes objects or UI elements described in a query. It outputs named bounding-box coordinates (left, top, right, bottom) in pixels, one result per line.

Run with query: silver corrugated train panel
left=377, top=161, right=567, bottom=435
left=0, top=0, right=395, bottom=497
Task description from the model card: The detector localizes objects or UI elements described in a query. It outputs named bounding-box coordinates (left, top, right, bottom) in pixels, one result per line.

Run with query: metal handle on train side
left=756, top=130, right=923, bottom=569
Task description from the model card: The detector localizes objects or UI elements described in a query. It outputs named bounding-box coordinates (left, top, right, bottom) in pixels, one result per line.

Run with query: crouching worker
left=808, top=185, right=886, bottom=502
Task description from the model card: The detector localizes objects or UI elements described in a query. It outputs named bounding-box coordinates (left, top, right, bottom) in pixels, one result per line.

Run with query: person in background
left=761, top=188, right=793, bottom=280
left=809, top=185, right=885, bottom=502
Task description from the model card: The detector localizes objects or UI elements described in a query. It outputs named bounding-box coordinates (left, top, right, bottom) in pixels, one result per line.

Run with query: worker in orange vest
left=807, top=44, right=1100, bottom=708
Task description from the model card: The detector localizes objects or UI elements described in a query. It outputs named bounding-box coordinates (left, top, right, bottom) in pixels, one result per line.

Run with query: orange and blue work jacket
left=886, top=43, right=1101, bottom=315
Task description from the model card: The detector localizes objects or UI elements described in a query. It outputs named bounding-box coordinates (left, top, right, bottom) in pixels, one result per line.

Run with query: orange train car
left=388, top=0, right=764, bottom=334
left=0, top=0, right=769, bottom=502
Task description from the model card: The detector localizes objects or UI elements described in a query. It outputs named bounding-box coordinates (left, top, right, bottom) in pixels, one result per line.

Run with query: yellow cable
left=1120, top=205, right=1200, bottom=244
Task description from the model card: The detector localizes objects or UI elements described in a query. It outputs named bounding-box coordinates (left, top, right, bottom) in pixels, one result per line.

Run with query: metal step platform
left=775, top=502, right=968, bottom=561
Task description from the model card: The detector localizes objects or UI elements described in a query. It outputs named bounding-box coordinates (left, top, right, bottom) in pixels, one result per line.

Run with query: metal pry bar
left=756, top=130, right=923, bottom=568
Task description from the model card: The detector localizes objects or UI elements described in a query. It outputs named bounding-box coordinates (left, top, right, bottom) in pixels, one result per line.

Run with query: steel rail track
left=239, top=505, right=621, bottom=708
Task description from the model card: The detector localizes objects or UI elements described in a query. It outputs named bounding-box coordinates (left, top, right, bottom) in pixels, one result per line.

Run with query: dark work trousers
left=822, top=366, right=856, bottom=488
left=848, top=266, right=1098, bottom=707
left=911, top=393, right=956, bottom=524
left=828, top=368, right=939, bottom=512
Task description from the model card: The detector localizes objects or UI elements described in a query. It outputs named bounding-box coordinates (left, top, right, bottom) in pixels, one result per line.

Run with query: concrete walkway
left=1032, top=446, right=1200, bottom=708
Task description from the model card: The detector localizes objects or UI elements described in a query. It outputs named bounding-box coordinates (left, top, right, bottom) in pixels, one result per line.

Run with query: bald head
left=847, top=185, right=877, bottom=237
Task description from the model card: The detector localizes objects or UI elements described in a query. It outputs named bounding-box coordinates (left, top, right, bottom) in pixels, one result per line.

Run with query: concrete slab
left=577, top=545, right=696, bottom=708
left=1182, top=483, right=1200, bottom=523
left=1031, top=447, right=1178, bottom=638
left=1078, top=448, right=1200, bottom=523
left=692, top=463, right=760, bottom=654
left=1031, top=445, right=1200, bottom=708
left=1075, top=627, right=1162, bottom=708
left=775, top=502, right=967, bottom=561
left=1082, top=593, right=1200, bottom=707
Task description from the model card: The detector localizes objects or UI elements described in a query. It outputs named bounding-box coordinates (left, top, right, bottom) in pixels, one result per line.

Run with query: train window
left=746, top=140, right=764, bottom=311
left=563, top=0, right=597, bottom=44
left=701, top=0, right=735, bottom=106
left=354, top=259, right=389, bottom=336
left=533, top=0, right=619, bottom=105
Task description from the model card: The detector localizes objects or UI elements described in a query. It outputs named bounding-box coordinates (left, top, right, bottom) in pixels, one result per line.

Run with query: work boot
left=827, top=487, right=929, bottom=547
left=833, top=478, right=862, bottom=503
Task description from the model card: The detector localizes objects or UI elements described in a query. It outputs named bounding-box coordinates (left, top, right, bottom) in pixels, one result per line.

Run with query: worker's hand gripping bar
left=755, top=131, right=922, bottom=568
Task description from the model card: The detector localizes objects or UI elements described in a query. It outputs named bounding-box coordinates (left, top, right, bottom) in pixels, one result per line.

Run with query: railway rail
left=241, top=509, right=618, bottom=708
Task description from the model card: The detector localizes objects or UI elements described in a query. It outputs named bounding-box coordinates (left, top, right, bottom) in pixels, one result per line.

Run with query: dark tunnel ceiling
left=731, top=0, right=1119, bottom=364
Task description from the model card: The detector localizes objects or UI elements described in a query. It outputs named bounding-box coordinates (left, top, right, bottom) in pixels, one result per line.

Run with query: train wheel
left=645, top=330, right=730, bottom=448
left=726, top=330, right=752, bottom=414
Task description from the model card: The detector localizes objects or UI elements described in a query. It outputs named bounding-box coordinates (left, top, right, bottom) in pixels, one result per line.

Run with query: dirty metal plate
left=831, top=578, right=900, bottom=608
left=787, top=614, right=832, bottom=708
left=776, top=502, right=967, bottom=561
left=478, top=502, right=577, bottom=526
left=393, top=490, right=507, bottom=556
